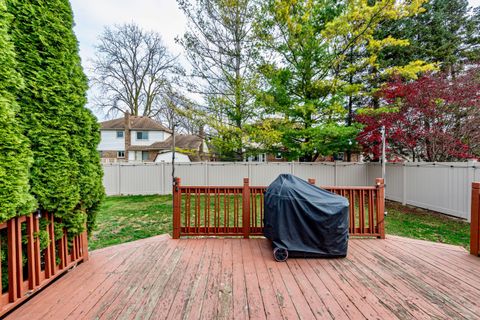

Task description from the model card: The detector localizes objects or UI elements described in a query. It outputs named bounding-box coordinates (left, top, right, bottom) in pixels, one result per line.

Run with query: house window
left=142, top=151, right=149, bottom=161
left=136, top=131, right=149, bottom=140
left=334, top=152, right=345, bottom=161
left=275, top=152, right=283, bottom=160
left=117, top=151, right=125, bottom=158
left=116, top=131, right=124, bottom=138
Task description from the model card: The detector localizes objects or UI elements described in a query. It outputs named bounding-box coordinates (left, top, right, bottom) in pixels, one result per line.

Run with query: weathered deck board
left=6, top=235, right=480, bottom=320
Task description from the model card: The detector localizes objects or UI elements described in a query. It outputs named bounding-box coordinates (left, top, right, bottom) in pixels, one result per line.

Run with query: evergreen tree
left=378, top=0, right=480, bottom=74
left=7, top=0, right=104, bottom=233
left=0, top=0, right=36, bottom=221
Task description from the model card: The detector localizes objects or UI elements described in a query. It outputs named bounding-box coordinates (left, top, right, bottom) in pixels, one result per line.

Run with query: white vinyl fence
left=368, top=161, right=480, bottom=221
left=102, top=161, right=480, bottom=221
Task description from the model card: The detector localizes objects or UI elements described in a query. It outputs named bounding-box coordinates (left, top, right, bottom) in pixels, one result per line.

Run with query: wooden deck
left=7, top=235, right=480, bottom=320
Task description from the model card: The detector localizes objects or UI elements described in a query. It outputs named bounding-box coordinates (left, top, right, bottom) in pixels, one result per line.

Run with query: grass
left=89, top=195, right=173, bottom=250
left=89, top=195, right=471, bottom=250
left=385, top=201, right=470, bottom=249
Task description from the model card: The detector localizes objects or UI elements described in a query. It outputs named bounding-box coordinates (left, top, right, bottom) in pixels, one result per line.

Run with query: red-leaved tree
left=356, top=67, right=480, bottom=162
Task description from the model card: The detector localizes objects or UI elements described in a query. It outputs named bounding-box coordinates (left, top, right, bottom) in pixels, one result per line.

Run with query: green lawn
left=384, top=201, right=470, bottom=249
left=89, top=195, right=173, bottom=250
left=89, top=195, right=471, bottom=250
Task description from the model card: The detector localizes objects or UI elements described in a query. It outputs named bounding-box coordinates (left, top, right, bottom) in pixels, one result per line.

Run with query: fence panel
left=102, top=161, right=479, bottom=220
left=294, top=163, right=335, bottom=185
left=405, top=163, right=471, bottom=220
left=102, top=165, right=119, bottom=196
left=336, top=163, right=369, bottom=186
left=208, top=163, right=249, bottom=185
left=248, top=163, right=292, bottom=185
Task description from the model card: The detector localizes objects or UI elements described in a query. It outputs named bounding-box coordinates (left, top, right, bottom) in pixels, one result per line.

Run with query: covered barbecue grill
left=264, top=174, right=349, bottom=261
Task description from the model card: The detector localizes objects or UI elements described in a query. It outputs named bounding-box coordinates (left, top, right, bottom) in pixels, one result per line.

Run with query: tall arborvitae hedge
left=0, top=0, right=36, bottom=221
left=6, top=0, right=104, bottom=233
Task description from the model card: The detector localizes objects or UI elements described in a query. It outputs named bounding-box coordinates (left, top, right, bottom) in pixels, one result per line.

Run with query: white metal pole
left=381, top=125, right=386, bottom=182
left=172, top=123, right=176, bottom=185
left=381, top=125, right=387, bottom=215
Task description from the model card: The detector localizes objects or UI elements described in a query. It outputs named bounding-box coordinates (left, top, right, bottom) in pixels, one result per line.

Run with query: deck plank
left=347, top=240, right=455, bottom=319
left=199, top=239, right=224, bottom=320
left=232, top=239, right=249, bottom=320
left=240, top=239, right=267, bottom=320
left=6, top=235, right=480, bottom=320
left=249, top=240, right=283, bottom=320
left=183, top=239, right=216, bottom=320
left=354, top=240, right=480, bottom=316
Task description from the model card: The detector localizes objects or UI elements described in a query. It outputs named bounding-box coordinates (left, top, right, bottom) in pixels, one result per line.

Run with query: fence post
left=334, top=161, right=338, bottom=186
left=117, top=164, right=121, bottom=195
left=376, top=178, right=386, bottom=239
left=471, top=182, right=480, bottom=256
left=173, top=177, right=181, bottom=239
left=308, top=178, right=316, bottom=185
left=243, top=178, right=251, bottom=239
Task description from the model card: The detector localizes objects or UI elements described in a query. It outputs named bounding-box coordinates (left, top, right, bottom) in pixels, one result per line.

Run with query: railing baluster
left=368, top=190, right=374, bottom=234
left=15, top=217, right=23, bottom=298
left=7, top=218, right=18, bottom=302
left=349, top=190, right=354, bottom=234
left=26, top=214, right=35, bottom=290
left=242, top=178, right=250, bottom=239
left=49, top=213, right=56, bottom=276
left=359, top=190, right=365, bottom=234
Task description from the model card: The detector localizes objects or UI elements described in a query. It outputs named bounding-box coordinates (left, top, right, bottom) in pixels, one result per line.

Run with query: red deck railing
left=0, top=212, right=88, bottom=317
left=471, top=182, right=480, bottom=256
left=173, top=177, right=385, bottom=239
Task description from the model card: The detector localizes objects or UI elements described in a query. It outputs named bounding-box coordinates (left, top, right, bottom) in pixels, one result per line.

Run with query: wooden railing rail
left=471, top=182, right=480, bottom=256
left=0, top=212, right=88, bottom=317
left=172, top=177, right=385, bottom=239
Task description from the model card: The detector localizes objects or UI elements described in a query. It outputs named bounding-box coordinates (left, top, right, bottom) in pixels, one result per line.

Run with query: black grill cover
left=264, top=174, right=349, bottom=257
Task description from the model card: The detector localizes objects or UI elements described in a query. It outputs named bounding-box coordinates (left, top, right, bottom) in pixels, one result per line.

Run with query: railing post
left=243, top=178, right=251, bottom=239
left=376, top=178, right=386, bottom=239
left=471, top=182, right=480, bottom=256
left=308, top=178, right=316, bottom=185
left=82, top=222, right=89, bottom=262
left=173, top=177, right=181, bottom=239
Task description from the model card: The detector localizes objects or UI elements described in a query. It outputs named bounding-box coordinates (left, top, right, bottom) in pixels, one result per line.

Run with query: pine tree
left=0, top=0, right=36, bottom=221
left=7, top=0, right=104, bottom=233
left=378, top=0, right=480, bottom=74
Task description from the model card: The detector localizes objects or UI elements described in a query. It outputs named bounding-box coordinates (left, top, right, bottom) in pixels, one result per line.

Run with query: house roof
left=128, top=135, right=203, bottom=151
left=100, top=116, right=172, bottom=133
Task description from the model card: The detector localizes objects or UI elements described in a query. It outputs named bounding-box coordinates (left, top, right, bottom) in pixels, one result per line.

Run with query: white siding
left=98, top=130, right=125, bottom=151
left=155, top=152, right=191, bottom=163
left=131, top=130, right=167, bottom=146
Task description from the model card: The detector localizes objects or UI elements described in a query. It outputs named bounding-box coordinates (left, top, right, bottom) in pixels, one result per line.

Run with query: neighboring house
left=98, top=113, right=207, bottom=163
left=130, top=134, right=209, bottom=163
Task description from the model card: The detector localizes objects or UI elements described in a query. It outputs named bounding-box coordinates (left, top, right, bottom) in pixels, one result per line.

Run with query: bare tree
left=92, top=23, right=180, bottom=118
left=155, top=84, right=203, bottom=134
left=177, top=0, right=259, bottom=160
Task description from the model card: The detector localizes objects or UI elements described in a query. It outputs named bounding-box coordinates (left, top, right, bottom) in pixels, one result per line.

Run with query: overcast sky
left=70, top=0, right=480, bottom=120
